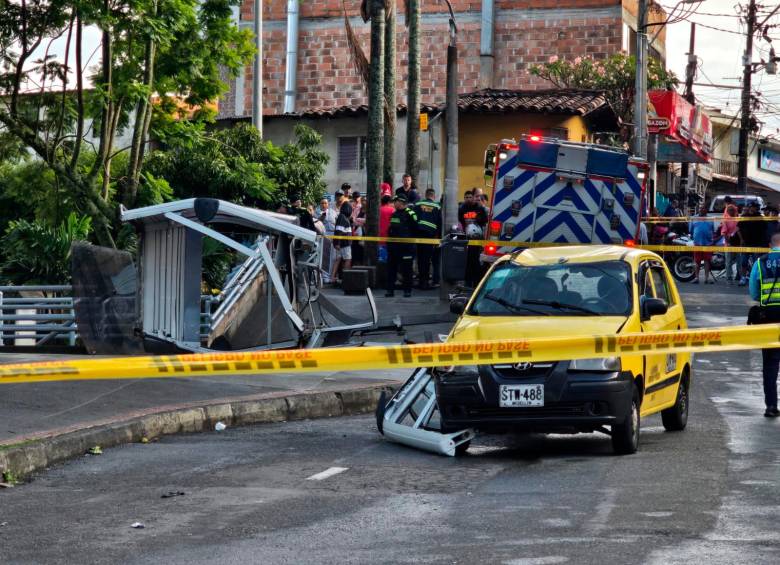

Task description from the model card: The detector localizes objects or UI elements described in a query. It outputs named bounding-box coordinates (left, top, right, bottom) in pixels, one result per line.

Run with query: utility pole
left=441, top=4, right=458, bottom=300
left=679, top=22, right=696, bottom=214
left=252, top=0, right=263, bottom=136
left=633, top=0, right=648, bottom=159
left=738, top=0, right=757, bottom=193
left=442, top=10, right=459, bottom=233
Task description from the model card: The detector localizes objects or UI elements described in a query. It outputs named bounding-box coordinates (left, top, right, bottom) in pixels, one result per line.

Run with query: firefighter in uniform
left=749, top=231, right=780, bottom=417
left=386, top=195, right=418, bottom=298
left=413, top=188, right=442, bottom=290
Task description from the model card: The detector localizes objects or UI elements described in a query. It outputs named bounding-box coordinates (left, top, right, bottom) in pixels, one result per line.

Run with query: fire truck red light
left=529, top=135, right=541, bottom=142
left=485, top=245, right=497, bottom=255
left=624, top=239, right=636, bottom=247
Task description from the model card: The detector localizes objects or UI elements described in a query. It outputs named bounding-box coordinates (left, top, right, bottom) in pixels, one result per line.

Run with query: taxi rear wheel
left=611, top=385, right=640, bottom=455
left=661, top=374, right=689, bottom=431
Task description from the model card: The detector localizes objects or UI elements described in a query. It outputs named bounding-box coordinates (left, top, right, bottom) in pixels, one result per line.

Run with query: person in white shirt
left=316, top=198, right=337, bottom=235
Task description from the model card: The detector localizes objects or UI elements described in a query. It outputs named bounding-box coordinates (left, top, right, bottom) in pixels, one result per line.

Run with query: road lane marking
left=306, top=467, right=348, bottom=481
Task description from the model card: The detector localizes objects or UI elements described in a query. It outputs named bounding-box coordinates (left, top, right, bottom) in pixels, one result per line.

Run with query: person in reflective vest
left=749, top=231, right=780, bottom=417
left=413, top=188, right=442, bottom=290
left=386, top=195, right=418, bottom=297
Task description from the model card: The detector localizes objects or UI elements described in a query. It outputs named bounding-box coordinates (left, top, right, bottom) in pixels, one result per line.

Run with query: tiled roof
left=218, top=89, right=608, bottom=121
left=283, top=102, right=441, bottom=119
left=457, top=89, right=607, bottom=115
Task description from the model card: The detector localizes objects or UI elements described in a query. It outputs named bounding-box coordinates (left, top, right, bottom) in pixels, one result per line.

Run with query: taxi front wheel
left=661, top=374, right=689, bottom=431
left=611, top=385, right=640, bottom=455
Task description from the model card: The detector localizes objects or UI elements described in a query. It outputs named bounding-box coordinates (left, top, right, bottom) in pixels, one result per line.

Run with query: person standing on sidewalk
left=386, top=195, right=417, bottom=298
left=748, top=231, right=780, bottom=418
left=689, top=205, right=716, bottom=284
left=739, top=202, right=766, bottom=286
left=396, top=173, right=420, bottom=204
left=720, top=202, right=740, bottom=284
left=378, top=194, right=395, bottom=263
left=413, top=188, right=442, bottom=290
left=331, top=190, right=353, bottom=283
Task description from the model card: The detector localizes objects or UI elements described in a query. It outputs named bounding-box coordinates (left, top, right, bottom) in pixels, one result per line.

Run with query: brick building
left=219, top=0, right=666, bottom=118
left=217, top=1, right=666, bottom=195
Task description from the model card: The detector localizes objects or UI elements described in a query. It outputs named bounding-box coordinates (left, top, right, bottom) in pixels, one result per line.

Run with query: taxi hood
left=448, top=315, right=627, bottom=343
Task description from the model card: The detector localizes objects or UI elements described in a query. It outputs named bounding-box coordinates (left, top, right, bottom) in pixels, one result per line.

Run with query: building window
left=338, top=136, right=366, bottom=171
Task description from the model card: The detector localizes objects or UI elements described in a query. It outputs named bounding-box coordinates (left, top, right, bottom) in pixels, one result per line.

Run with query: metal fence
left=0, top=285, right=216, bottom=348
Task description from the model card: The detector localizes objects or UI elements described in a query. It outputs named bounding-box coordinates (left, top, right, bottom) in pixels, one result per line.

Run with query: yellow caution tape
left=327, top=235, right=769, bottom=254
left=643, top=216, right=780, bottom=223
left=0, top=324, right=778, bottom=385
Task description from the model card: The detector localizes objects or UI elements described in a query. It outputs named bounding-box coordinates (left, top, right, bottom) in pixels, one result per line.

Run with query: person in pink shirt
left=379, top=194, right=394, bottom=237
left=721, top=202, right=740, bottom=283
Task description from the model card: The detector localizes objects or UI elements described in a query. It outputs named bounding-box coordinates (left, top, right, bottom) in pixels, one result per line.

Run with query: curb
left=0, top=384, right=396, bottom=481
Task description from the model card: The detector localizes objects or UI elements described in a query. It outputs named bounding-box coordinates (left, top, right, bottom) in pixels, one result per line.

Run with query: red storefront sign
left=647, top=90, right=713, bottom=163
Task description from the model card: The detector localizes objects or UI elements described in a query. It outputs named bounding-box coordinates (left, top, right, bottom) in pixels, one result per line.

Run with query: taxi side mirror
left=450, top=296, right=468, bottom=315
left=641, top=297, right=668, bottom=321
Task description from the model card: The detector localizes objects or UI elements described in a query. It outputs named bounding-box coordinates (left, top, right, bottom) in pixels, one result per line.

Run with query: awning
left=709, top=173, right=780, bottom=194
left=749, top=176, right=780, bottom=194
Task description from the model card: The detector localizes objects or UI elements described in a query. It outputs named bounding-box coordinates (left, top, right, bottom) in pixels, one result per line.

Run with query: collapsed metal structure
left=70, top=198, right=376, bottom=354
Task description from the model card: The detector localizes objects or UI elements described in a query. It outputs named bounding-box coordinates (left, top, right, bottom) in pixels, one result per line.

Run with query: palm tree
left=405, top=0, right=420, bottom=183
left=384, top=0, right=397, bottom=185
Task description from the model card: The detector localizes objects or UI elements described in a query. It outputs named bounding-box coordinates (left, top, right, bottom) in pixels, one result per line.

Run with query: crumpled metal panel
left=71, top=243, right=144, bottom=355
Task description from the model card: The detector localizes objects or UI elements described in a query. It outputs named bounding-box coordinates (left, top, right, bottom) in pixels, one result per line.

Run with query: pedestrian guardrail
left=0, top=285, right=217, bottom=348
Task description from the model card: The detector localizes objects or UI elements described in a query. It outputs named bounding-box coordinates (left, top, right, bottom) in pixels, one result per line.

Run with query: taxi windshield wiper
left=522, top=298, right=600, bottom=315
left=481, top=293, right=549, bottom=315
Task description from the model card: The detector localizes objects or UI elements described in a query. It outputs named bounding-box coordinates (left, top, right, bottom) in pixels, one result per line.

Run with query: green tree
left=0, top=0, right=253, bottom=247
left=0, top=212, right=91, bottom=285
left=383, top=0, right=396, bottom=184
left=365, top=0, right=385, bottom=253
left=530, top=54, right=678, bottom=128
left=144, top=123, right=328, bottom=207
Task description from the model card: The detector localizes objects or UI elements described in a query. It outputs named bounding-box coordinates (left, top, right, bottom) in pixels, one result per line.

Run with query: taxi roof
left=506, top=245, right=656, bottom=267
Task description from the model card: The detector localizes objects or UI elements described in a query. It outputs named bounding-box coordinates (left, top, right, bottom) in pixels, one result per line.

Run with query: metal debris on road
left=214, top=422, right=227, bottom=432
left=161, top=491, right=186, bottom=499
left=130, top=522, right=145, bottom=529
left=87, top=446, right=103, bottom=455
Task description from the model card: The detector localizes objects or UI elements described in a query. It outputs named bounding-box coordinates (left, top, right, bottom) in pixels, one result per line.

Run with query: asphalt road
left=1, top=286, right=779, bottom=564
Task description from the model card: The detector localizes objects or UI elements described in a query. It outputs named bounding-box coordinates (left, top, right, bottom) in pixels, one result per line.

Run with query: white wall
left=262, top=114, right=442, bottom=199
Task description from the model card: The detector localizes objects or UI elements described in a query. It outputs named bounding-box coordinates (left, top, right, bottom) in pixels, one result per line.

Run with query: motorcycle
left=666, top=234, right=727, bottom=283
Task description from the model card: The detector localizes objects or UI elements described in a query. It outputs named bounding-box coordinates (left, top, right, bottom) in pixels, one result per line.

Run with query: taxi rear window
left=469, top=260, right=632, bottom=317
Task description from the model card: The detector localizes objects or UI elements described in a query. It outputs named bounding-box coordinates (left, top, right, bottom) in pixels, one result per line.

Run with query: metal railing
left=0, top=285, right=217, bottom=348
left=712, top=158, right=738, bottom=178
left=0, top=285, right=76, bottom=346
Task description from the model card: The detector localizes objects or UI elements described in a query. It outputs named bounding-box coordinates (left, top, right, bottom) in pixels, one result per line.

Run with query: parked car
left=708, top=194, right=765, bottom=215
left=438, top=245, right=692, bottom=455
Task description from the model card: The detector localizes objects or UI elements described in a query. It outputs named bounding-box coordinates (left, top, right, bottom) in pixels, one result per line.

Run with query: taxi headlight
left=568, top=357, right=621, bottom=372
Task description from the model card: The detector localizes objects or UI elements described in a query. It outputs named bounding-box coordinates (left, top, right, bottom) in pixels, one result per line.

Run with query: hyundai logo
left=513, top=362, right=533, bottom=371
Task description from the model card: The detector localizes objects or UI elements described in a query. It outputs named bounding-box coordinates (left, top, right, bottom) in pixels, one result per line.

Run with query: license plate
left=500, top=384, right=544, bottom=407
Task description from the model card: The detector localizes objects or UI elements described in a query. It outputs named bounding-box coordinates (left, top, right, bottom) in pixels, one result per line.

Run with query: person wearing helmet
left=459, top=188, right=488, bottom=288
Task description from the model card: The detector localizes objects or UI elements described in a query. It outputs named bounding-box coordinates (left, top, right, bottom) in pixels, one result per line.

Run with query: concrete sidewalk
left=0, top=288, right=455, bottom=478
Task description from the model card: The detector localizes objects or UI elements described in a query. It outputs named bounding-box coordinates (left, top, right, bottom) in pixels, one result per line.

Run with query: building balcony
left=712, top=157, right=738, bottom=178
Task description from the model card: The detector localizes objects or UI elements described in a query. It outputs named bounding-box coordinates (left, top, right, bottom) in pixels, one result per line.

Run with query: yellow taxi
left=438, top=245, right=691, bottom=454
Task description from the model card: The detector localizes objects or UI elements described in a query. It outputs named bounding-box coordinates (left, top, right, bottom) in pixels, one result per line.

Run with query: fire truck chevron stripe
left=497, top=151, right=520, bottom=179
left=493, top=168, right=535, bottom=210
left=492, top=171, right=536, bottom=219
left=534, top=210, right=592, bottom=242
left=583, top=179, right=604, bottom=208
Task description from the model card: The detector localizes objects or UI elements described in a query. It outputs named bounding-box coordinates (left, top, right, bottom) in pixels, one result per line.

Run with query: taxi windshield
left=469, top=260, right=632, bottom=317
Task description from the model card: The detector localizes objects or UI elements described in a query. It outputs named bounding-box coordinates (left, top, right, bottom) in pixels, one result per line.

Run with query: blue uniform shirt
left=750, top=249, right=780, bottom=301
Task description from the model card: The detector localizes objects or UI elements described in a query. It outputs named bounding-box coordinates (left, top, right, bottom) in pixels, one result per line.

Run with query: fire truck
left=481, top=135, right=648, bottom=260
